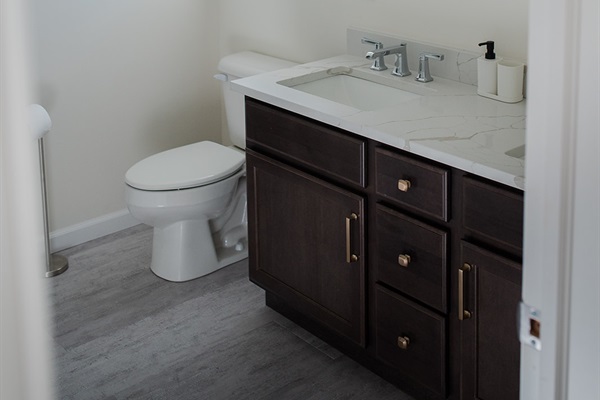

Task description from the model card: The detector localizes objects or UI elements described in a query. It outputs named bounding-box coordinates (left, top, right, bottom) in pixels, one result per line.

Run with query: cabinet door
left=459, top=242, right=522, bottom=400
left=247, top=150, right=366, bottom=346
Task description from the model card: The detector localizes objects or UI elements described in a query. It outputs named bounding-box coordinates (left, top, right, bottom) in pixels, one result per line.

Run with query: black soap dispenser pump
left=479, top=41, right=496, bottom=60
left=477, top=40, right=502, bottom=95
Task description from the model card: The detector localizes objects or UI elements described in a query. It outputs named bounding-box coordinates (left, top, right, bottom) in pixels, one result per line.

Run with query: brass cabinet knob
left=397, top=336, right=410, bottom=350
left=397, top=179, right=411, bottom=192
left=398, top=254, right=411, bottom=267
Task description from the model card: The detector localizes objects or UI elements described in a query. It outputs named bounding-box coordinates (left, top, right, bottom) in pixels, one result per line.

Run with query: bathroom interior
left=3, top=0, right=598, bottom=399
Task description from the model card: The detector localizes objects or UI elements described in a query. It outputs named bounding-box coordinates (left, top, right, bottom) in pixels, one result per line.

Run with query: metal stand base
left=45, top=254, right=69, bottom=277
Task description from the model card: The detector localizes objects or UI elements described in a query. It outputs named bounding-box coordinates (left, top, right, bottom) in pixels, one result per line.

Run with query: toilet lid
left=125, top=141, right=245, bottom=191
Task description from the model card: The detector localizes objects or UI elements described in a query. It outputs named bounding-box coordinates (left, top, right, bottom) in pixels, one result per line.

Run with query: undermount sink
left=278, top=67, right=424, bottom=111
left=505, top=144, right=525, bottom=159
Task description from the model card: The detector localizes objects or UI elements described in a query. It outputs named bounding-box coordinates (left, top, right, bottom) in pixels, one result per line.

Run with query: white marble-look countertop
left=232, top=55, right=526, bottom=190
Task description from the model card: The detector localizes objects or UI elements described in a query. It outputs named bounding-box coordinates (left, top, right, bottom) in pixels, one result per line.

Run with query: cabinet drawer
left=463, top=176, right=524, bottom=252
left=246, top=98, right=366, bottom=187
left=375, top=147, right=449, bottom=221
left=375, top=285, right=446, bottom=398
left=376, top=205, right=448, bottom=312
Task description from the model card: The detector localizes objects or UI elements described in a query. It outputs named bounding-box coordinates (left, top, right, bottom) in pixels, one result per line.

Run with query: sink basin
left=505, top=144, right=525, bottom=159
left=278, top=67, right=423, bottom=111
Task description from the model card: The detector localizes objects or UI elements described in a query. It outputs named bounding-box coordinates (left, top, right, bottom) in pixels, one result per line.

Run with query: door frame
left=521, top=0, right=599, bottom=398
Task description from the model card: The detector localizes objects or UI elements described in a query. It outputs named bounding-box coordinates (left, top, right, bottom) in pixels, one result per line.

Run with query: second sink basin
left=278, top=67, right=423, bottom=111
left=505, top=145, right=525, bottom=159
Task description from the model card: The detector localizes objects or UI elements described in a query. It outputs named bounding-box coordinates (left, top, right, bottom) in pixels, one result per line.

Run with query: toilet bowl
left=125, top=52, right=296, bottom=281
left=126, top=141, right=246, bottom=281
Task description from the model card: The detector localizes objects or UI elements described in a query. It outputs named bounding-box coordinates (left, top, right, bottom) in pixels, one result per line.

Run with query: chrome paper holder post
left=38, top=137, right=69, bottom=277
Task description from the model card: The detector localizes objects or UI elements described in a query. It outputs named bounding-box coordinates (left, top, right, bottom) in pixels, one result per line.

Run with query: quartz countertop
left=232, top=55, right=526, bottom=190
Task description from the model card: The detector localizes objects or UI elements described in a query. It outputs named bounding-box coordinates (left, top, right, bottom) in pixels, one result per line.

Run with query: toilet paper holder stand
left=30, top=104, right=69, bottom=277
left=38, top=136, right=69, bottom=277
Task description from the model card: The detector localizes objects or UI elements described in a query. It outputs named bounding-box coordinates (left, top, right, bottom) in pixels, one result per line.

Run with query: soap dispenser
left=477, top=41, right=502, bottom=96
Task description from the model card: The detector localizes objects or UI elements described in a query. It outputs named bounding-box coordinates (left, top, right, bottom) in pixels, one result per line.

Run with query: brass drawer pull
left=398, top=254, right=411, bottom=267
left=458, top=263, right=472, bottom=320
left=397, top=179, right=412, bottom=192
left=345, top=213, right=359, bottom=263
left=397, top=336, right=410, bottom=350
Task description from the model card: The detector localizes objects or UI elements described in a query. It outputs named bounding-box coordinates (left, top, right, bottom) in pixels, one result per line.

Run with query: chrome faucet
left=415, top=52, right=444, bottom=82
left=365, top=43, right=410, bottom=76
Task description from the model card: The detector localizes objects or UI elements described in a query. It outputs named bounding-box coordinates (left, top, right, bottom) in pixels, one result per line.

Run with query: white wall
left=219, top=0, right=528, bottom=63
left=30, top=0, right=221, bottom=232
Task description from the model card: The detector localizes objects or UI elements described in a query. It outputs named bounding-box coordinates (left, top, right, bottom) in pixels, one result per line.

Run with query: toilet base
left=150, top=219, right=247, bottom=282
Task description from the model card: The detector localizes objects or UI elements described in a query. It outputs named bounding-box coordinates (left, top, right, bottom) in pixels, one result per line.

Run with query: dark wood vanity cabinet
left=245, top=97, right=524, bottom=400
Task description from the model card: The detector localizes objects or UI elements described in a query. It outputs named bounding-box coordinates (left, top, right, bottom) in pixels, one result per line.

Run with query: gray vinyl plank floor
left=49, top=224, right=414, bottom=400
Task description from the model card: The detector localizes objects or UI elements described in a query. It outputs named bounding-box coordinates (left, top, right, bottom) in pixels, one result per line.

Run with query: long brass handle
left=345, top=213, right=359, bottom=263
left=397, top=179, right=411, bottom=192
left=458, top=263, right=472, bottom=320
left=398, top=254, right=411, bottom=267
left=397, top=336, right=410, bottom=350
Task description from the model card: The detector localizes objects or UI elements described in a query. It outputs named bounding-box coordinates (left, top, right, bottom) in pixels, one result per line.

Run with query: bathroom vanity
left=234, top=52, right=525, bottom=400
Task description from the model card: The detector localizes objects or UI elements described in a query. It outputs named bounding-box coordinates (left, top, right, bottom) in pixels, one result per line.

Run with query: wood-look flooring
left=49, top=224, right=414, bottom=399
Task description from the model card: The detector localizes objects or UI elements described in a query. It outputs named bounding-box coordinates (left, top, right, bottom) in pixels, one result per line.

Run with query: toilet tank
left=217, top=51, right=297, bottom=149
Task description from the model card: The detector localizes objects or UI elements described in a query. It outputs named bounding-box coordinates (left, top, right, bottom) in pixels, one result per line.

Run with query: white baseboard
left=50, top=209, right=140, bottom=252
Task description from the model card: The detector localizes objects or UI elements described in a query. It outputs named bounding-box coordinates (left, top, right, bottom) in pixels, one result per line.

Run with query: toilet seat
left=125, top=141, right=245, bottom=191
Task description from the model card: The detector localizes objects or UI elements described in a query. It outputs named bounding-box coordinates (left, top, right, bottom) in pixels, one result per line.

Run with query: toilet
left=125, top=52, right=296, bottom=282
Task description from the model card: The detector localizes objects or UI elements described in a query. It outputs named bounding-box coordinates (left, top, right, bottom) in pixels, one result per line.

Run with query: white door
left=521, top=0, right=600, bottom=398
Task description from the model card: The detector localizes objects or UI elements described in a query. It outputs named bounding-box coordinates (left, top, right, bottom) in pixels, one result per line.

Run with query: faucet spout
left=365, top=50, right=384, bottom=59
left=365, top=44, right=406, bottom=60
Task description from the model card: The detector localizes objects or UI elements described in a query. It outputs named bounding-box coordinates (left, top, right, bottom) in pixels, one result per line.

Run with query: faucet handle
left=415, top=52, right=445, bottom=82
left=422, top=53, right=444, bottom=62
left=361, top=37, right=383, bottom=49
